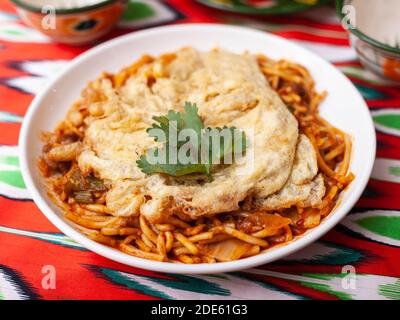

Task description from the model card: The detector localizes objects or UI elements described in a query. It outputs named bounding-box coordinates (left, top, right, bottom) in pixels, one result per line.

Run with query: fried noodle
left=38, top=53, right=354, bottom=263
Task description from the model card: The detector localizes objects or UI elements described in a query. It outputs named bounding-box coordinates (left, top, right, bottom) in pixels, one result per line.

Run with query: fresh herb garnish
left=136, top=102, right=247, bottom=179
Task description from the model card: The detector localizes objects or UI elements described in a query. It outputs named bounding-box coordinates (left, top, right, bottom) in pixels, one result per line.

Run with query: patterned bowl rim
left=196, top=0, right=330, bottom=15
left=10, top=0, right=121, bottom=14
left=336, top=0, right=400, bottom=55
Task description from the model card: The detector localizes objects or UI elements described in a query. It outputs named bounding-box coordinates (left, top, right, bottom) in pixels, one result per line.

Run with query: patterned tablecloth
left=0, top=0, right=399, bottom=300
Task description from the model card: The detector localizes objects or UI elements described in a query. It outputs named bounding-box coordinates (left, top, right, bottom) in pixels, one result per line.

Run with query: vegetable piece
left=73, top=191, right=94, bottom=204
left=61, top=166, right=107, bottom=204
left=303, top=208, right=321, bottom=228
left=136, top=102, right=247, bottom=179
left=206, top=238, right=252, bottom=262
left=239, top=212, right=291, bottom=234
left=86, top=175, right=108, bottom=192
left=63, top=167, right=107, bottom=196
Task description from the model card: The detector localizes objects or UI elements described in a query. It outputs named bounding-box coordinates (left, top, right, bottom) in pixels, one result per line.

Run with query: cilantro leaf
left=147, top=110, right=182, bottom=143
left=182, top=101, right=204, bottom=139
left=136, top=102, right=247, bottom=179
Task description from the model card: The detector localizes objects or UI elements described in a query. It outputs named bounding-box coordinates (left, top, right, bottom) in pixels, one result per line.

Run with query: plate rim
left=19, top=23, right=376, bottom=274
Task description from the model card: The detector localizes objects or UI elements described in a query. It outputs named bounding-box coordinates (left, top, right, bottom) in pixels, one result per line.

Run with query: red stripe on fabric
left=0, top=197, right=58, bottom=232
left=376, top=133, right=400, bottom=161
left=324, top=230, right=400, bottom=277
left=0, top=42, right=84, bottom=62
left=0, top=64, right=26, bottom=78
left=165, top=0, right=219, bottom=23
left=0, top=233, right=159, bottom=299
left=357, top=180, right=400, bottom=211
left=0, top=85, right=32, bottom=115
left=0, top=122, right=20, bottom=145
left=334, top=61, right=361, bottom=67
left=0, top=0, right=17, bottom=13
left=368, top=100, right=400, bottom=108
left=273, top=31, right=349, bottom=45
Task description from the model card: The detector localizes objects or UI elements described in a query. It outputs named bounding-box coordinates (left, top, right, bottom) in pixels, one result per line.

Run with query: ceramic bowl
left=337, top=0, right=400, bottom=81
left=11, top=0, right=127, bottom=45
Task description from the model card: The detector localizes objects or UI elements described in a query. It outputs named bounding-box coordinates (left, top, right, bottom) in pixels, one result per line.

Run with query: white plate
left=19, top=24, right=376, bottom=274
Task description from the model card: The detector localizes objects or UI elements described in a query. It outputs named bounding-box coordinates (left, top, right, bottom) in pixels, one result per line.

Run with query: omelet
left=77, top=48, right=325, bottom=222
left=253, top=135, right=325, bottom=210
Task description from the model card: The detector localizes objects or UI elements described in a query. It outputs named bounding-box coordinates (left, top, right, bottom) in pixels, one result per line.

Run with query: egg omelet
left=76, top=48, right=325, bottom=222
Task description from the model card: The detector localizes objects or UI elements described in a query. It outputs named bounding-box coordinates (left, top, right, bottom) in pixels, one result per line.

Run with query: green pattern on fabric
left=204, top=274, right=229, bottom=279
left=389, top=166, right=400, bottom=177
left=374, top=114, right=400, bottom=131
left=300, top=273, right=353, bottom=300
left=100, top=268, right=230, bottom=299
left=102, top=268, right=171, bottom=299
left=145, top=274, right=230, bottom=296
left=0, top=155, right=19, bottom=167
left=355, top=216, right=400, bottom=240
left=122, top=1, right=155, bottom=21
left=300, top=281, right=353, bottom=300
left=0, top=170, right=26, bottom=188
left=355, top=84, right=386, bottom=100
left=3, top=29, right=23, bottom=35
left=308, top=244, right=363, bottom=265
left=379, top=279, right=400, bottom=300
